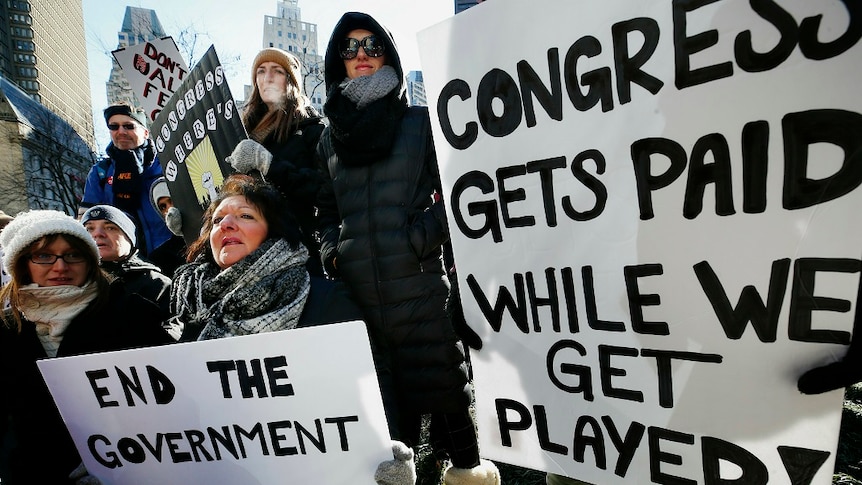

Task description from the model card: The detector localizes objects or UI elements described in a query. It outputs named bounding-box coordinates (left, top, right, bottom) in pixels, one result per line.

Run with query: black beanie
left=104, top=103, right=148, bottom=127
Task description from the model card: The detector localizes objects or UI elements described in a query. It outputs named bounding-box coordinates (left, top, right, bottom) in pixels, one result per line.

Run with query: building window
left=15, top=40, right=34, bottom=51
left=7, top=1, right=30, bottom=12
left=11, top=27, right=32, bottom=38
left=17, top=66, right=36, bottom=77
left=10, top=13, right=31, bottom=25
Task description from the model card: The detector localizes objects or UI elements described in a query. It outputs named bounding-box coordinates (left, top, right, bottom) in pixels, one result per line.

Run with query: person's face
left=209, top=195, right=269, bottom=270
left=256, top=61, right=289, bottom=109
left=84, top=220, right=133, bottom=262
left=343, top=29, right=386, bottom=79
left=27, top=236, right=89, bottom=287
left=107, top=114, right=148, bottom=150
left=157, top=196, right=173, bottom=217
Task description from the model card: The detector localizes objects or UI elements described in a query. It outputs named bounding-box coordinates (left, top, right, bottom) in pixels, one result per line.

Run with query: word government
left=88, top=416, right=360, bottom=469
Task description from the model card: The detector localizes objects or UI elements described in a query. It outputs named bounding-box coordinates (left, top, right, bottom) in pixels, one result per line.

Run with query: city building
left=455, top=0, right=485, bottom=13
left=0, top=0, right=95, bottom=148
left=105, top=7, right=166, bottom=113
left=406, top=70, right=426, bottom=107
left=0, top=75, right=93, bottom=215
left=260, top=0, right=325, bottom=112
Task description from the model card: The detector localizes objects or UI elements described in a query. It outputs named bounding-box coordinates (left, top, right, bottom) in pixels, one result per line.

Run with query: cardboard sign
left=37, top=321, right=391, bottom=485
left=150, top=45, right=246, bottom=243
left=419, top=1, right=861, bottom=483
left=112, top=37, right=189, bottom=122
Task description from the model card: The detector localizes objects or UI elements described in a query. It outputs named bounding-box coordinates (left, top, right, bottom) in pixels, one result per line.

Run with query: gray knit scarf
left=339, top=65, right=400, bottom=109
left=168, top=238, right=310, bottom=341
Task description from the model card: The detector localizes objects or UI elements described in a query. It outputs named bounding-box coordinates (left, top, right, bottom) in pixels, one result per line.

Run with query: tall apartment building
left=0, top=0, right=95, bottom=148
left=261, top=0, right=325, bottom=113
left=406, top=70, right=426, bottom=107
left=455, top=0, right=485, bottom=13
left=0, top=0, right=95, bottom=216
left=105, top=7, right=166, bottom=114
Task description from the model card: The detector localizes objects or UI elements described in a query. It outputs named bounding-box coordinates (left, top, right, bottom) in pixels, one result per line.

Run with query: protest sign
left=37, top=321, right=391, bottom=485
left=150, top=45, right=246, bottom=242
left=419, top=1, right=862, bottom=483
left=112, top=37, right=189, bottom=122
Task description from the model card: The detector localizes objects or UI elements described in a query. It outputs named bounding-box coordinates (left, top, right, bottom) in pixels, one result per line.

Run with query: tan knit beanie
left=251, top=48, right=303, bottom=93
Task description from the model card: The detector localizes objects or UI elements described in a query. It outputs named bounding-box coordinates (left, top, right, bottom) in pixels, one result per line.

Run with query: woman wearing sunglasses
left=317, top=12, right=501, bottom=485
left=225, top=47, right=327, bottom=277
left=0, top=210, right=171, bottom=484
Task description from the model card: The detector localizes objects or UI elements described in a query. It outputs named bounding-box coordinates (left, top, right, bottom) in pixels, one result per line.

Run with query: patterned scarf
left=169, top=239, right=310, bottom=341
left=324, top=65, right=407, bottom=167
left=18, top=281, right=98, bottom=357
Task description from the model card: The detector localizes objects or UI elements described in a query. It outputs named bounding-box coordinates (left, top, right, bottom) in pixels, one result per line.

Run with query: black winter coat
left=317, top=106, right=471, bottom=415
left=0, top=282, right=171, bottom=484
left=102, top=253, right=172, bottom=317
left=262, top=115, right=327, bottom=276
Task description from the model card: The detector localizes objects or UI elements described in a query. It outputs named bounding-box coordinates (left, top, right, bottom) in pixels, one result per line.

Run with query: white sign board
left=419, top=1, right=861, bottom=483
left=112, top=37, right=189, bottom=122
left=38, top=321, right=391, bottom=484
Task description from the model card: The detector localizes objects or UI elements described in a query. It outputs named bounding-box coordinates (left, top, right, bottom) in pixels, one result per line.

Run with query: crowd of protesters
left=2, top=8, right=858, bottom=485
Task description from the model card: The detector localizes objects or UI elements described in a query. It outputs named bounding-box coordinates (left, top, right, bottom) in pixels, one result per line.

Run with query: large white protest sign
left=37, top=321, right=391, bottom=484
left=419, top=1, right=861, bottom=483
left=112, top=37, right=189, bottom=122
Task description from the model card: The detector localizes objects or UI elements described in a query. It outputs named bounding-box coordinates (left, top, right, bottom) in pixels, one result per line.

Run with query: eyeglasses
left=107, top=123, right=138, bottom=131
left=29, top=252, right=87, bottom=265
left=339, top=35, right=385, bottom=59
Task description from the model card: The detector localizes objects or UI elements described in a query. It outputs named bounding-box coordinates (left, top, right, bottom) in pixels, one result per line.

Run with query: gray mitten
left=227, top=139, right=273, bottom=175
left=164, top=206, right=183, bottom=236
left=69, top=462, right=102, bottom=485
left=374, top=440, right=416, bottom=485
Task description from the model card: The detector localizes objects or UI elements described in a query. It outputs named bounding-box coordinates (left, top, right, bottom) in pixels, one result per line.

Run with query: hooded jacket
left=316, top=12, right=471, bottom=416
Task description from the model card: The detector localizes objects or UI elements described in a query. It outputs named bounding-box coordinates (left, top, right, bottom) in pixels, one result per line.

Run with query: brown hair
left=242, top=50, right=313, bottom=145
left=185, top=174, right=303, bottom=264
left=0, top=234, right=111, bottom=332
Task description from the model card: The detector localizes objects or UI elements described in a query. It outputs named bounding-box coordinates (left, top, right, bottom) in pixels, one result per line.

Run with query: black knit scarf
left=323, top=87, right=407, bottom=167
left=106, top=140, right=154, bottom=214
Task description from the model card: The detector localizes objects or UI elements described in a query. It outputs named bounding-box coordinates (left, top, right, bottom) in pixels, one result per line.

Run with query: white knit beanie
left=0, top=210, right=100, bottom=277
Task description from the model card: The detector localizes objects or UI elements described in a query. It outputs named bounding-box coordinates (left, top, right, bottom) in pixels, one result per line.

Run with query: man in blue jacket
left=79, top=102, right=172, bottom=256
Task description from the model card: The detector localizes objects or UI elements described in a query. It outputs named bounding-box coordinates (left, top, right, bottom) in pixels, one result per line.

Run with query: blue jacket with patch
left=81, top=141, right=172, bottom=255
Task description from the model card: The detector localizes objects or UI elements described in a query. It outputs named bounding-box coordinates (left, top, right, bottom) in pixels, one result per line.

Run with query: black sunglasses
left=30, top=252, right=86, bottom=265
left=107, top=123, right=138, bottom=131
left=339, top=35, right=385, bottom=59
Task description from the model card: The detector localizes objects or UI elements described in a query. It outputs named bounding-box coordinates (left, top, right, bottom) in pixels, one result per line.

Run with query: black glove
left=448, top=272, right=483, bottom=350
left=798, top=280, right=862, bottom=394
left=798, top=327, right=862, bottom=394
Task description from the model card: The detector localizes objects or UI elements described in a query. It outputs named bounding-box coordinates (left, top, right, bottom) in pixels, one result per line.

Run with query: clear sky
left=81, top=0, right=455, bottom=150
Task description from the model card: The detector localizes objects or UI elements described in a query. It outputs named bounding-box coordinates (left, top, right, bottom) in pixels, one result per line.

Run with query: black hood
left=323, top=12, right=404, bottom=95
